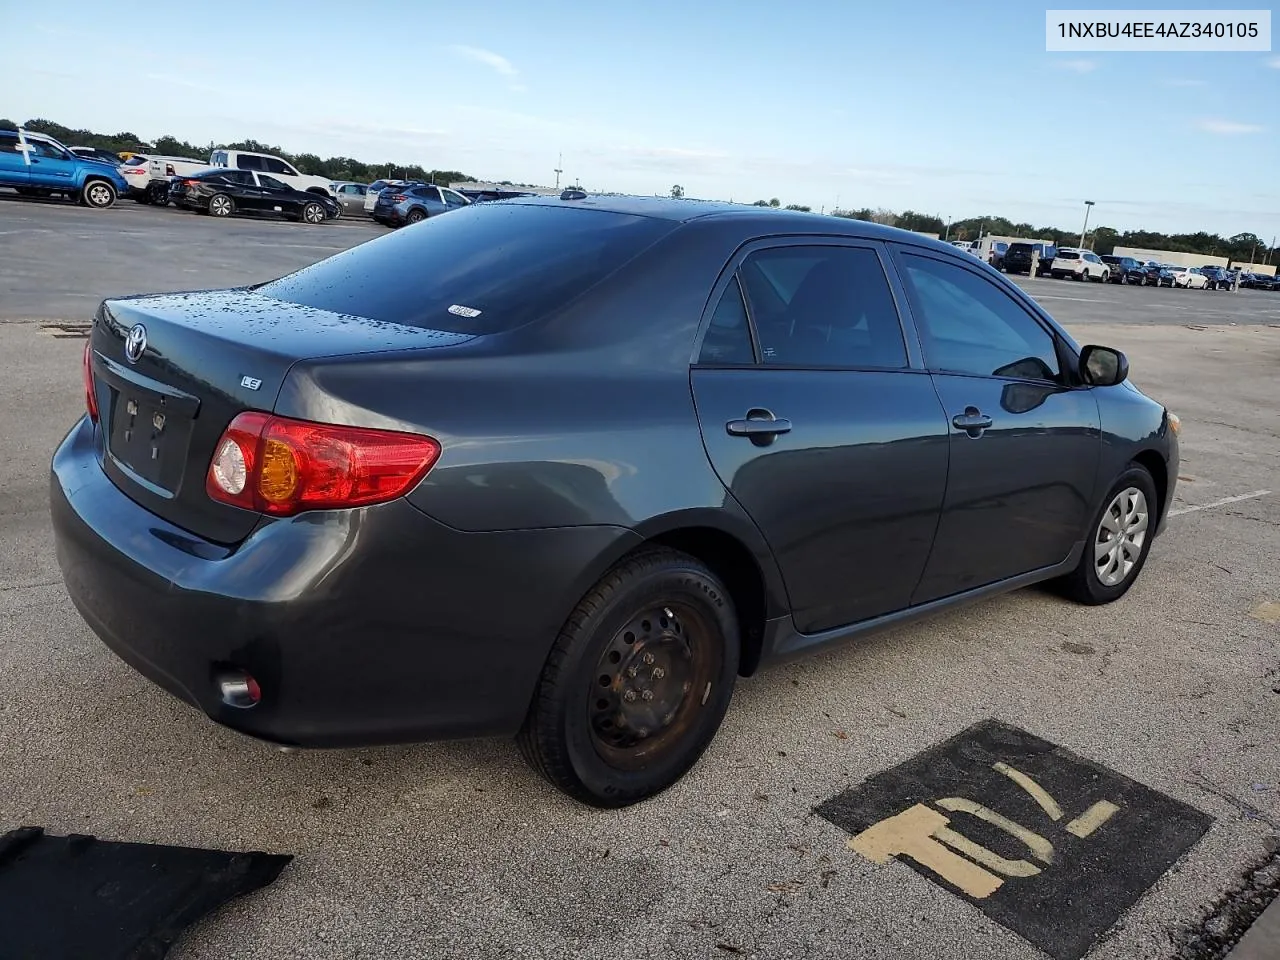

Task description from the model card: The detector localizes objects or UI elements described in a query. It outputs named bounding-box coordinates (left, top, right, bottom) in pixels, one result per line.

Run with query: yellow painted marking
left=1066, top=800, right=1120, bottom=839
left=935, top=797, right=1055, bottom=864
left=1250, top=601, right=1280, bottom=624
left=935, top=826, right=1042, bottom=878
left=848, top=803, right=1004, bottom=899
left=993, top=762, right=1064, bottom=821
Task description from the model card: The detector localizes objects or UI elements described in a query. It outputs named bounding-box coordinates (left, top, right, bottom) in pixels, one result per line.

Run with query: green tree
left=768, top=197, right=780, bottom=207
left=670, top=184, right=684, bottom=199
left=784, top=203, right=812, bottom=212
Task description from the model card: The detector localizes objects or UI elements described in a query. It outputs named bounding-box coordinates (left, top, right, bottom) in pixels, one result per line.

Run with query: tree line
left=822, top=206, right=1274, bottom=264
left=0, top=117, right=478, bottom=188
left=6, top=117, right=1273, bottom=264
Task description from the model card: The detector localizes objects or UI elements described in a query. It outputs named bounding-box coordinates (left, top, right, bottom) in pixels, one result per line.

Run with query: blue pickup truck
left=0, top=127, right=129, bottom=208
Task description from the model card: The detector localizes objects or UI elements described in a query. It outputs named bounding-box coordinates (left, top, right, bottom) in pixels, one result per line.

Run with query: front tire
left=301, top=201, right=326, bottom=224
left=1053, top=464, right=1159, bottom=605
left=518, top=548, right=740, bottom=808
left=81, top=179, right=116, bottom=209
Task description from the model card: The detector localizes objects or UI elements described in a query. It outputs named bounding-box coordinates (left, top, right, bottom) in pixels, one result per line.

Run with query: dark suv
left=1003, top=242, right=1056, bottom=276
left=1199, top=266, right=1232, bottom=290
left=1100, top=255, right=1144, bottom=284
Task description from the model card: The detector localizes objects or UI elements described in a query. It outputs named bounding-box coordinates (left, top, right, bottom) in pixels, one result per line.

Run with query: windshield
left=255, top=204, right=677, bottom=336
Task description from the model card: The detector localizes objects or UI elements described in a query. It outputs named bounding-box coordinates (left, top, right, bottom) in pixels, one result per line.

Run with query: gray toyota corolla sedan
left=51, top=194, right=1180, bottom=807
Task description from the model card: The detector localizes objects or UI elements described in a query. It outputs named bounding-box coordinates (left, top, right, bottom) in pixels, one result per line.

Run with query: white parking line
left=1170, top=490, right=1271, bottom=517
left=1034, top=295, right=1106, bottom=302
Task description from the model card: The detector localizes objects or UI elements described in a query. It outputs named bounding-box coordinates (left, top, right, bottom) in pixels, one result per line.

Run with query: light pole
left=1079, top=200, right=1095, bottom=250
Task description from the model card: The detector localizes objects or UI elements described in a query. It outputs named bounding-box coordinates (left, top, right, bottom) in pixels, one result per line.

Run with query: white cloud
left=1054, top=59, right=1097, bottom=73
left=450, top=45, right=518, bottom=78
left=1197, top=118, right=1265, bottom=135
left=1268, top=56, right=1280, bottom=68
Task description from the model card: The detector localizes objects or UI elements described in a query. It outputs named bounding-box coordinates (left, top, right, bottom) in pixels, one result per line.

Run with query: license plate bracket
left=107, top=389, right=192, bottom=493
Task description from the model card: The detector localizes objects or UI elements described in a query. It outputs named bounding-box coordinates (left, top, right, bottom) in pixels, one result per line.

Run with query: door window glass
left=737, top=246, right=907, bottom=368
left=899, top=253, right=1061, bottom=381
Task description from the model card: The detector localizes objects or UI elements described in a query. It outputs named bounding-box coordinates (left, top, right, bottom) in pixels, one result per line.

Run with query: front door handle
left=951, top=406, right=993, bottom=437
left=726, top=408, right=792, bottom=446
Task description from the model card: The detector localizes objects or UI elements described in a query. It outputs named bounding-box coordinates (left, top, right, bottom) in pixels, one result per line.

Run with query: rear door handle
left=726, top=409, right=792, bottom=446
left=951, top=406, right=993, bottom=436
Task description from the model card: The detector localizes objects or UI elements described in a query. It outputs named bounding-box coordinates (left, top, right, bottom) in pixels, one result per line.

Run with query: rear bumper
left=51, top=416, right=640, bottom=748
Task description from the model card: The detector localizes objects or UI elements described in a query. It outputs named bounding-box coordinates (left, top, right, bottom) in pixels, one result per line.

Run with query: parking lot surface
left=1, top=201, right=1278, bottom=959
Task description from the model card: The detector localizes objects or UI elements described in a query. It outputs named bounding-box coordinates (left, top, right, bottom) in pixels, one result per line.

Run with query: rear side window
left=235, top=154, right=266, bottom=171
left=738, top=246, right=907, bottom=369
left=255, top=204, right=676, bottom=335
left=264, top=156, right=295, bottom=175
left=699, top=278, right=755, bottom=365
left=899, top=253, right=1061, bottom=382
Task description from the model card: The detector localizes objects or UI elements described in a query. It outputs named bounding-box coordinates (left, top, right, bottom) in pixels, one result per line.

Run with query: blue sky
left=2, top=0, right=1276, bottom=236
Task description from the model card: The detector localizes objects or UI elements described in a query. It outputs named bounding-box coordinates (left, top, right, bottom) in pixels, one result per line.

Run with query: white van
left=208, top=150, right=335, bottom=199
left=118, top=154, right=212, bottom=204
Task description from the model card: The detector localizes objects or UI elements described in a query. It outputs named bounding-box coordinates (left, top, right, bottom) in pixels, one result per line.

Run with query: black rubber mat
left=816, top=719, right=1213, bottom=960
left=0, top=826, right=292, bottom=960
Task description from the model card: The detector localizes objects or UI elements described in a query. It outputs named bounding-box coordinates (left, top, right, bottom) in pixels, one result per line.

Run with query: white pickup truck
left=118, top=154, right=212, bottom=204
left=207, top=150, right=336, bottom=200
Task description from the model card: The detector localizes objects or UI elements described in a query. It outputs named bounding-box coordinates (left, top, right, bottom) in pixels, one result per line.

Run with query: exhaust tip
left=216, top=669, right=262, bottom=709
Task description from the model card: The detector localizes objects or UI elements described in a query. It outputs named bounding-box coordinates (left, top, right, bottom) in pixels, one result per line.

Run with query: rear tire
left=208, top=193, right=234, bottom=218
left=517, top=548, right=740, bottom=808
left=406, top=208, right=426, bottom=224
left=1052, top=463, right=1159, bottom=605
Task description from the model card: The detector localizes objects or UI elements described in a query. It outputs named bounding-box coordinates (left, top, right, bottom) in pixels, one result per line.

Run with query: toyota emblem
left=124, top=323, right=147, bottom=364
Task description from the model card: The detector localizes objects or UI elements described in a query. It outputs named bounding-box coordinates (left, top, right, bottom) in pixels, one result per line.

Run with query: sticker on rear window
left=448, top=304, right=482, bottom=318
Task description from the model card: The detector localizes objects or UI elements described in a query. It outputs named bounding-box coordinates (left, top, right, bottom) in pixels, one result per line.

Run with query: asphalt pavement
left=1, top=198, right=1278, bottom=960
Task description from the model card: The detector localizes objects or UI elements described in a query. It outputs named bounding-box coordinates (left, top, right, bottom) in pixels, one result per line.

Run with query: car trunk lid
left=89, top=288, right=473, bottom=545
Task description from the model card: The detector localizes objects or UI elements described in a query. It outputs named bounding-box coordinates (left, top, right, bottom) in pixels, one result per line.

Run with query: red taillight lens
left=206, top=412, right=441, bottom=516
left=388, top=194, right=407, bottom=202
left=83, top=341, right=99, bottom=423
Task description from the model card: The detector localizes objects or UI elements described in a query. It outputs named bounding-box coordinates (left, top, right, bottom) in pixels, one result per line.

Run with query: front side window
left=27, top=139, right=69, bottom=160
left=737, top=245, right=907, bottom=369
left=898, top=253, right=1061, bottom=382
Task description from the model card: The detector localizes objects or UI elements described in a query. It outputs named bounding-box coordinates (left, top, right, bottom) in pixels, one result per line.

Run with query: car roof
left=495, top=193, right=988, bottom=255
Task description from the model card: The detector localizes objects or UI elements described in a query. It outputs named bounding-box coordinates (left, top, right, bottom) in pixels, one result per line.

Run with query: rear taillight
left=83, top=341, right=99, bottom=423
left=206, top=412, right=441, bottom=516
left=388, top=194, right=407, bottom=202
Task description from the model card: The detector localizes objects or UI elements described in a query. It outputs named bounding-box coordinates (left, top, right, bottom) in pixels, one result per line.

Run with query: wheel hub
left=1094, top=486, right=1149, bottom=587
left=591, top=607, right=696, bottom=751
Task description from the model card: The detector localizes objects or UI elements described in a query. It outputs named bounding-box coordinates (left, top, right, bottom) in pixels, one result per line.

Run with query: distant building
left=1113, top=247, right=1230, bottom=269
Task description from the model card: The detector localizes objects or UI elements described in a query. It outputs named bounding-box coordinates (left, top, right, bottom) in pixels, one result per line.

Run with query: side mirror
left=1079, top=345, right=1129, bottom=386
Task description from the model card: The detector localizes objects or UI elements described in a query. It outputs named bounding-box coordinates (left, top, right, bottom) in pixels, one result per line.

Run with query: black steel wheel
left=518, top=548, right=739, bottom=807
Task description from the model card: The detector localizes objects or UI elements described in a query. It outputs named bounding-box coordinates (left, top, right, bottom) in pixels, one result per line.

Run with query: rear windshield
left=1057, top=250, right=1081, bottom=259
left=254, top=203, right=677, bottom=335
left=123, top=156, right=149, bottom=166
left=1101, top=255, right=1120, bottom=264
